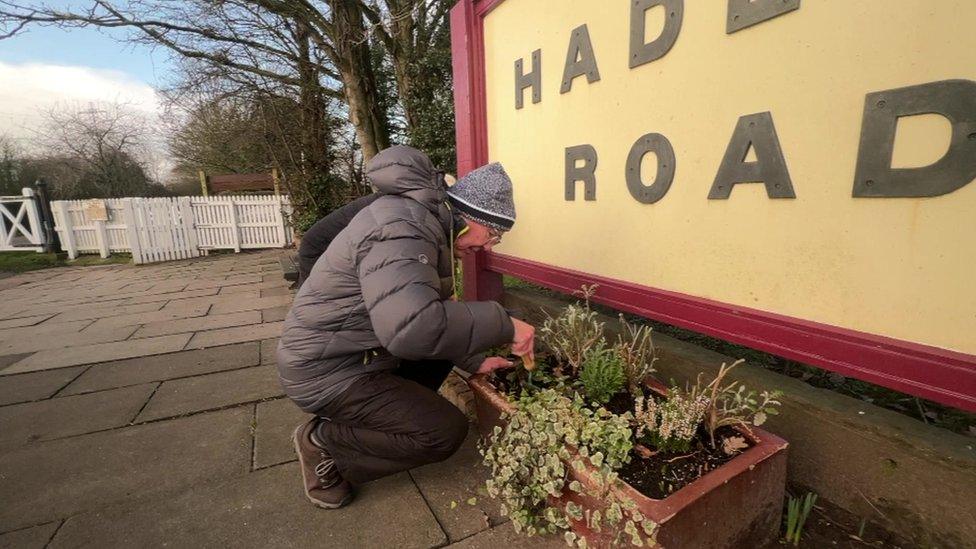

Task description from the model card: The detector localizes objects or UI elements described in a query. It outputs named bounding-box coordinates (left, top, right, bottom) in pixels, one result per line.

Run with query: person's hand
left=477, top=356, right=514, bottom=375
left=510, top=317, right=535, bottom=365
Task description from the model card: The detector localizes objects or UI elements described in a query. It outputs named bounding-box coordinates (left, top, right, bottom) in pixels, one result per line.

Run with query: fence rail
left=51, top=195, right=293, bottom=264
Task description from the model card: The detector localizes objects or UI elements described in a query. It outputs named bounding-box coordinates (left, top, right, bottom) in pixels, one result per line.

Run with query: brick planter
left=469, top=374, right=788, bottom=548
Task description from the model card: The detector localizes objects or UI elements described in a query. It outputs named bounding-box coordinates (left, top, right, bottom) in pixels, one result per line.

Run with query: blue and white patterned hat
left=447, top=162, right=516, bottom=231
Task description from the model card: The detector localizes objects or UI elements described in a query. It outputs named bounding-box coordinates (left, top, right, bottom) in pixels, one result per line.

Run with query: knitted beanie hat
left=446, top=162, right=516, bottom=231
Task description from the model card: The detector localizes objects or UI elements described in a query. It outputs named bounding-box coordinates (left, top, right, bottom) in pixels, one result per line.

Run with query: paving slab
left=160, top=290, right=260, bottom=313
left=260, top=338, right=279, bottom=365
left=261, top=286, right=293, bottom=297
left=136, top=365, right=283, bottom=422
left=217, top=280, right=288, bottom=294
left=254, top=398, right=309, bottom=468
left=0, top=522, right=60, bottom=549
left=445, top=523, right=564, bottom=548
left=43, top=301, right=164, bottom=323
left=261, top=305, right=290, bottom=323
left=60, top=342, right=260, bottom=396
left=133, top=310, right=262, bottom=339
left=0, top=366, right=85, bottom=406
left=120, top=287, right=219, bottom=306
left=0, top=319, right=92, bottom=345
left=0, top=383, right=156, bottom=449
left=51, top=465, right=445, bottom=549
left=1, top=333, right=193, bottom=375
left=0, top=313, right=55, bottom=330
left=0, top=407, right=253, bottom=532
left=186, top=321, right=284, bottom=350
left=183, top=274, right=263, bottom=290
left=410, top=430, right=504, bottom=543
left=209, top=294, right=294, bottom=315
left=0, top=325, right=138, bottom=355
left=83, top=302, right=212, bottom=332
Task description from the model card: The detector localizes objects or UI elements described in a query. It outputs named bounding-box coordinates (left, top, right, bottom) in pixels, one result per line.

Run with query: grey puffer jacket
left=276, top=146, right=515, bottom=412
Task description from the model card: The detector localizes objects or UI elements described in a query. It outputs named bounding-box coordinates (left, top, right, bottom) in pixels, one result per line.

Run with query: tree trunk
left=328, top=0, right=390, bottom=162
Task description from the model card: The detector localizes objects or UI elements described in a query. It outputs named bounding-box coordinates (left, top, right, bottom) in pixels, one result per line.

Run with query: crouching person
left=276, top=145, right=535, bottom=509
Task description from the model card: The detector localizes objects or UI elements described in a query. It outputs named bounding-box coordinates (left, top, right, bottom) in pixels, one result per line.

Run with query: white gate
left=0, top=188, right=44, bottom=252
left=51, top=195, right=293, bottom=264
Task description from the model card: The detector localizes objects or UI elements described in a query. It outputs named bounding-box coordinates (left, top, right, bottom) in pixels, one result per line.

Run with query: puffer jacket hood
left=276, top=145, right=515, bottom=413
left=365, top=145, right=445, bottom=214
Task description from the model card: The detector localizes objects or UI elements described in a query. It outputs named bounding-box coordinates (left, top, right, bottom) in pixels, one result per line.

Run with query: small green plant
left=784, top=492, right=817, bottom=546
left=689, top=359, right=784, bottom=447
left=538, top=286, right=605, bottom=377
left=578, top=344, right=626, bottom=404
left=613, top=315, right=657, bottom=396
left=632, top=390, right=709, bottom=453
left=482, top=388, right=656, bottom=546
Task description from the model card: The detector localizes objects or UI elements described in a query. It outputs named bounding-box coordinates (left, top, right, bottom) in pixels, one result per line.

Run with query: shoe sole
left=293, top=424, right=353, bottom=510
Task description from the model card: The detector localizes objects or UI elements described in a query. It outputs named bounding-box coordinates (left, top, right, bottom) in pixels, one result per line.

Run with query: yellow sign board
left=481, top=0, right=976, bottom=356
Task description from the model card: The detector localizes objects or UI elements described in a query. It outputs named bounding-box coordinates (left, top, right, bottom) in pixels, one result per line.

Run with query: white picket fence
left=0, top=188, right=45, bottom=252
left=51, top=195, right=294, bottom=264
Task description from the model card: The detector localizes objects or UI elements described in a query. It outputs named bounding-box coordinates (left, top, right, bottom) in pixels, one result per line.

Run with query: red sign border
left=449, top=0, right=976, bottom=412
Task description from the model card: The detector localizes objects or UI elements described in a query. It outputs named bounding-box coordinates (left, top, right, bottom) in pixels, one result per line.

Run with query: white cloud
left=0, top=61, right=172, bottom=178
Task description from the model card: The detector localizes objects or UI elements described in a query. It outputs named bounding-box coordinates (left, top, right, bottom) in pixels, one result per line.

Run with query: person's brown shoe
left=293, top=418, right=353, bottom=509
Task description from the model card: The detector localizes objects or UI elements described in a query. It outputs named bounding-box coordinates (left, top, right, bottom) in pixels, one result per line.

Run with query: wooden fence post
left=272, top=168, right=281, bottom=197
left=228, top=198, right=241, bottom=253
left=93, top=219, right=110, bottom=258
left=273, top=194, right=287, bottom=247
left=54, top=201, right=78, bottom=259
left=198, top=170, right=209, bottom=197
left=121, top=198, right=143, bottom=264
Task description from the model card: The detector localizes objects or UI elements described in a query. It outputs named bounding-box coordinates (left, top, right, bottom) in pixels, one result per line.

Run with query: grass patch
left=0, top=251, right=131, bottom=273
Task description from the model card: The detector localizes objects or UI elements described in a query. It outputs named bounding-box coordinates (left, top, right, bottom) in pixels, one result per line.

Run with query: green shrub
left=482, top=389, right=656, bottom=545
left=578, top=345, right=626, bottom=404
left=538, top=297, right=605, bottom=377
left=614, top=314, right=658, bottom=396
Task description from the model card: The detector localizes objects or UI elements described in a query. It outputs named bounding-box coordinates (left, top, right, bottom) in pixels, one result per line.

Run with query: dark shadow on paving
left=51, top=464, right=447, bottom=549
left=60, top=342, right=260, bottom=396
left=0, top=407, right=253, bottom=532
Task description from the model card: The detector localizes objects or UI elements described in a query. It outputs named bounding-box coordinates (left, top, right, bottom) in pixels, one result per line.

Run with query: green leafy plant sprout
left=688, top=359, right=784, bottom=447
left=784, top=491, right=817, bottom=546
left=578, top=344, right=626, bottom=404
left=538, top=286, right=605, bottom=378
left=613, top=314, right=658, bottom=397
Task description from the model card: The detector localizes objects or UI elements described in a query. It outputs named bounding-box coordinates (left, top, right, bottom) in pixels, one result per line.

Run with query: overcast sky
left=0, top=21, right=172, bottom=157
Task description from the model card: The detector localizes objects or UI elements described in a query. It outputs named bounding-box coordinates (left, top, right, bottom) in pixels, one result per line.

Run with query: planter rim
left=468, top=374, right=789, bottom=524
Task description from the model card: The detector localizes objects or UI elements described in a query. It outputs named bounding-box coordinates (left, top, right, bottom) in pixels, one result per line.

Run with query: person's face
left=453, top=219, right=503, bottom=258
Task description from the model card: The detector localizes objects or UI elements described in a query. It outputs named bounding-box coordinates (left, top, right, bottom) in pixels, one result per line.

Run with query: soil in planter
left=617, top=425, right=743, bottom=499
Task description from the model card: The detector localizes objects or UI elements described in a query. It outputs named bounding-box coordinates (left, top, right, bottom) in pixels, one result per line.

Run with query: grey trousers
left=313, top=360, right=468, bottom=484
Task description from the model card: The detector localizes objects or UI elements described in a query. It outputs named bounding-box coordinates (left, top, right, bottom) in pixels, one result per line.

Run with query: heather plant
left=578, top=344, right=626, bottom=404
left=482, top=388, right=657, bottom=546
left=632, top=390, right=709, bottom=453
left=613, top=315, right=657, bottom=396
